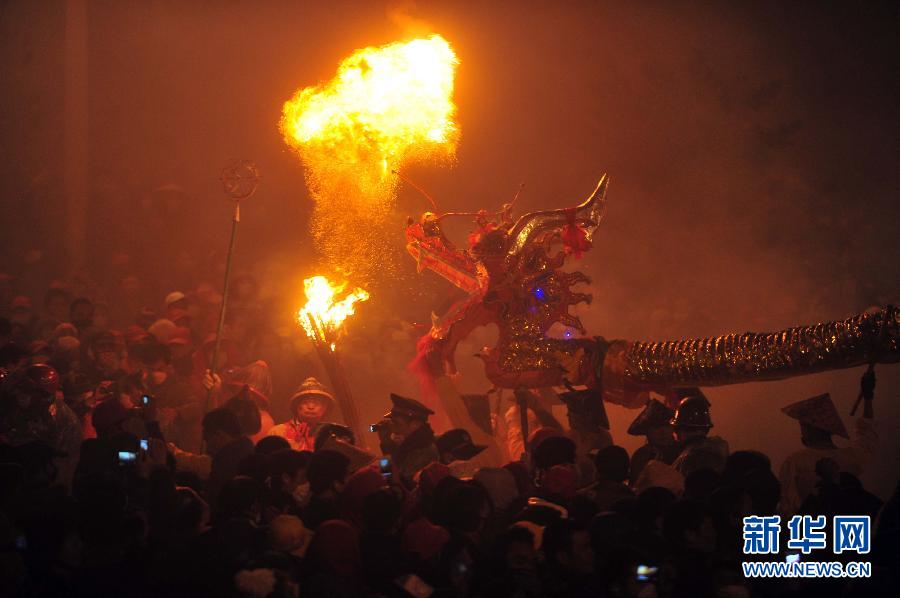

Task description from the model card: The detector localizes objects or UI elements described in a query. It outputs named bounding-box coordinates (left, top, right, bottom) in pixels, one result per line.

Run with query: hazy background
left=1, top=0, right=899, bottom=497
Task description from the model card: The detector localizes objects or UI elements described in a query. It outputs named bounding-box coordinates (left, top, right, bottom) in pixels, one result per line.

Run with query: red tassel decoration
left=561, top=208, right=592, bottom=258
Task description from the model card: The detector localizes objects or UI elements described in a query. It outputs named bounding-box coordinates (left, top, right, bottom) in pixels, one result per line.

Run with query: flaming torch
left=298, top=276, right=370, bottom=448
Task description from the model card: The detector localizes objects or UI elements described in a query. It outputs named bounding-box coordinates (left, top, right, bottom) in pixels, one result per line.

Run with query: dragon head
left=407, top=174, right=609, bottom=389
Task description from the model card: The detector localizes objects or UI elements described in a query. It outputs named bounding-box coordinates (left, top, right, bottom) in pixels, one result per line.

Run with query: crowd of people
left=1, top=279, right=898, bottom=597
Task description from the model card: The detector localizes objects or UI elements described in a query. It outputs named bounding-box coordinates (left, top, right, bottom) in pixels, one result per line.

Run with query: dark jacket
left=207, top=436, right=254, bottom=507
left=390, top=423, right=439, bottom=488
left=630, top=442, right=681, bottom=485
left=672, top=435, right=729, bottom=477
left=303, top=494, right=340, bottom=531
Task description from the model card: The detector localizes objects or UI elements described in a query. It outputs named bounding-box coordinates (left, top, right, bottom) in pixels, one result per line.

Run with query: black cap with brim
left=436, top=428, right=486, bottom=461
left=384, top=393, right=434, bottom=421
left=451, top=442, right=487, bottom=461
left=627, top=398, right=675, bottom=436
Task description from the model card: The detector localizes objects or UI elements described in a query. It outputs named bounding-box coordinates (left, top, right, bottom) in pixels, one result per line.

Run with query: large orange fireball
left=281, top=35, right=459, bottom=282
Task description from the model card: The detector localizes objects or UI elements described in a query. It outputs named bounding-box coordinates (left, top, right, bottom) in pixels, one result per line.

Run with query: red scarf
left=284, top=420, right=316, bottom=451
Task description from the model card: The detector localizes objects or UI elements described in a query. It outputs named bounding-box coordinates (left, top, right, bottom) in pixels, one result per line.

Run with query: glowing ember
left=298, top=275, right=369, bottom=344
left=280, top=35, right=459, bottom=281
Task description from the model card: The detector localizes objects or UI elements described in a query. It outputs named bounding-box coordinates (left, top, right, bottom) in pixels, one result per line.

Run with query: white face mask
left=292, top=482, right=311, bottom=506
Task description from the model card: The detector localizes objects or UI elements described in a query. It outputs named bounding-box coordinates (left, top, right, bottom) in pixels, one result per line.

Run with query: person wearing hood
left=627, top=397, right=680, bottom=485
left=778, top=392, right=876, bottom=516
left=266, top=377, right=334, bottom=451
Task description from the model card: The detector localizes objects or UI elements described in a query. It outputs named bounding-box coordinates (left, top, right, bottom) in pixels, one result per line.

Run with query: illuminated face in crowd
left=389, top=414, right=417, bottom=440
left=143, top=360, right=172, bottom=388
left=95, top=349, right=121, bottom=372
left=296, top=396, right=327, bottom=423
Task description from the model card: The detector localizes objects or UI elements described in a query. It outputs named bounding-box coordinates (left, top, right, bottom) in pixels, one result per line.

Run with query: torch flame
left=298, top=276, right=369, bottom=343
left=280, top=35, right=459, bottom=281
left=281, top=34, right=458, bottom=179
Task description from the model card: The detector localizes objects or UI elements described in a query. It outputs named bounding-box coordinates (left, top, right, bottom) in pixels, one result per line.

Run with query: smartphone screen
left=636, top=564, right=658, bottom=581
left=139, top=439, right=149, bottom=451
left=379, top=457, right=392, bottom=479
left=141, top=394, right=150, bottom=405
left=118, top=451, right=137, bottom=463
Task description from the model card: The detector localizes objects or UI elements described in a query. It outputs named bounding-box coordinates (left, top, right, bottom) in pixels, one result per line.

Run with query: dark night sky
left=1, top=1, right=899, bottom=496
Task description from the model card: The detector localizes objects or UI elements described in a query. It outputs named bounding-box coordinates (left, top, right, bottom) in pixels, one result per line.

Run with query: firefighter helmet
left=670, top=394, right=712, bottom=430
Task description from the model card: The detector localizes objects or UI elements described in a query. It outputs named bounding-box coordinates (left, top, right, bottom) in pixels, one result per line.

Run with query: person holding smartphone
left=377, top=394, right=439, bottom=489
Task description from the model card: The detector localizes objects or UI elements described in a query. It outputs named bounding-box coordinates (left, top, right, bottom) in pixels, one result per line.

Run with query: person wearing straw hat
left=778, top=392, right=877, bottom=516
left=267, top=377, right=335, bottom=451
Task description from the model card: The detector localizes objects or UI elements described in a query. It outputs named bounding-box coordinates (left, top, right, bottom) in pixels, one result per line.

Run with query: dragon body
left=405, top=174, right=900, bottom=408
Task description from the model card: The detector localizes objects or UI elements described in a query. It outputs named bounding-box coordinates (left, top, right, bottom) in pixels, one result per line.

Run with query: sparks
left=280, top=35, right=459, bottom=280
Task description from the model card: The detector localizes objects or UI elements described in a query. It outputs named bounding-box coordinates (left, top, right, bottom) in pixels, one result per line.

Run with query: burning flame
left=280, top=35, right=459, bottom=281
left=281, top=34, right=458, bottom=180
left=298, top=276, right=369, bottom=344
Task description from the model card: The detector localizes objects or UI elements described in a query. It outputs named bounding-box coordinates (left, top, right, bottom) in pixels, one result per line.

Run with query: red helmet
left=23, top=364, right=60, bottom=396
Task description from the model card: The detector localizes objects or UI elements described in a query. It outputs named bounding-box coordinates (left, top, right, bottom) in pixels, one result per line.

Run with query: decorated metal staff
left=298, top=276, right=369, bottom=449
left=208, top=160, right=260, bottom=411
